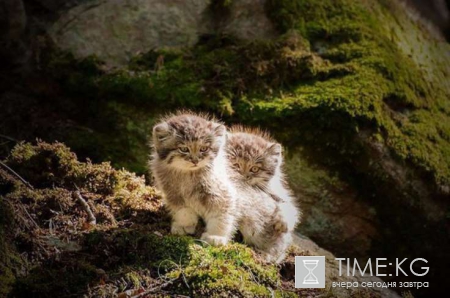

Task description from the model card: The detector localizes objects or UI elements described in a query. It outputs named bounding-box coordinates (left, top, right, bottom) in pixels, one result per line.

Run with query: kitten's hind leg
left=171, top=207, right=199, bottom=235
left=263, top=232, right=292, bottom=263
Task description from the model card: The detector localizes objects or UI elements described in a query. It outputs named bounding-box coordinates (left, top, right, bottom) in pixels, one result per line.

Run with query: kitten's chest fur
left=155, top=164, right=219, bottom=212
left=158, top=167, right=203, bottom=195
left=178, top=171, right=207, bottom=199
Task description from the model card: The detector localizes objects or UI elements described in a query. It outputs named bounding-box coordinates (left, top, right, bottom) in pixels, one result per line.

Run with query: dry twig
left=18, top=203, right=40, bottom=229
left=130, top=278, right=179, bottom=298
left=0, top=160, right=34, bottom=189
left=74, top=191, right=97, bottom=225
left=0, top=162, right=39, bottom=229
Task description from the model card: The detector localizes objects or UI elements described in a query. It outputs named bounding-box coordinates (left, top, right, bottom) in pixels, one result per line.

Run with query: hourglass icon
left=295, top=256, right=324, bottom=288
left=302, top=260, right=319, bottom=284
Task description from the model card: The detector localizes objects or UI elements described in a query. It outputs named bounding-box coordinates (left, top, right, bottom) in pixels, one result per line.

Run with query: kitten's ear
left=153, top=122, right=171, bottom=142
left=267, top=143, right=282, bottom=156
left=213, top=124, right=226, bottom=137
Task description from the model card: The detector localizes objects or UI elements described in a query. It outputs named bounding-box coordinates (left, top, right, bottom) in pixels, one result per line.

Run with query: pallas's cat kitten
left=227, top=126, right=300, bottom=236
left=150, top=112, right=237, bottom=246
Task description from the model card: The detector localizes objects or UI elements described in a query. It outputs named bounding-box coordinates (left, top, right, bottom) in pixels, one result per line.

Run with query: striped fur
left=150, top=112, right=238, bottom=246
left=226, top=126, right=301, bottom=262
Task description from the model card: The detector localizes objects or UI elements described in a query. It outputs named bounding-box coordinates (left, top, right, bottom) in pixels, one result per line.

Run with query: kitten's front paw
left=183, top=225, right=196, bottom=235
left=259, top=250, right=286, bottom=264
left=171, top=223, right=186, bottom=236
left=171, top=223, right=196, bottom=235
left=201, top=233, right=228, bottom=246
left=260, top=252, right=276, bottom=263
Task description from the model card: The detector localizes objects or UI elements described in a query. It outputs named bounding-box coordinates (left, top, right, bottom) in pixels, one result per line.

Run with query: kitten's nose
left=191, top=158, right=199, bottom=165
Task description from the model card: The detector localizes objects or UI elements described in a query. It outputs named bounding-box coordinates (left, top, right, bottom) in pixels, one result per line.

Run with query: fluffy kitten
left=233, top=179, right=294, bottom=263
left=150, top=112, right=237, bottom=246
left=227, top=126, right=300, bottom=261
left=227, top=127, right=281, bottom=191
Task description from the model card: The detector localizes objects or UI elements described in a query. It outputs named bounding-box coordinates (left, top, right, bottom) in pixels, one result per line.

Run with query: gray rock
left=286, top=152, right=379, bottom=258
left=48, top=0, right=277, bottom=66
left=49, top=0, right=212, bottom=66
left=220, top=0, right=277, bottom=40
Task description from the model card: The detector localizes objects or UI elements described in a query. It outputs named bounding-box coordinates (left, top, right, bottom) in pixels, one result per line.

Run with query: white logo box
left=295, top=256, right=326, bottom=288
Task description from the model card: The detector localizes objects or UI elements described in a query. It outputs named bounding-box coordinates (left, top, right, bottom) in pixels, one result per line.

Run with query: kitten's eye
left=250, top=166, right=260, bottom=173
left=200, top=146, right=209, bottom=152
left=178, top=146, right=189, bottom=153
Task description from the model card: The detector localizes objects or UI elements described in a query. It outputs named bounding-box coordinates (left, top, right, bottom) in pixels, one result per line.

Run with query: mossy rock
left=166, top=243, right=287, bottom=297
left=31, top=0, right=449, bottom=196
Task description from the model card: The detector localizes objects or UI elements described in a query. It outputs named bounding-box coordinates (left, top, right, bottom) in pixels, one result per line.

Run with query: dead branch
left=18, top=203, right=40, bottom=229
left=0, top=160, right=34, bottom=189
left=74, top=191, right=96, bottom=225
left=0, top=161, right=39, bottom=228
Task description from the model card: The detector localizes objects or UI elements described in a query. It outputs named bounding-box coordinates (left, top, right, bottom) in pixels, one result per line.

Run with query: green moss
left=8, top=141, right=144, bottom=195
left=12, top=260, right=98, bottom=297
left=8, top=141, right=84, bottom=189
left=125, top=271, right=142, bottom=288
left=0, top=196, right=22, bottom=296
left=262, top=0, right=450, bottom=188
left=0, top=262, right=16, bottom=297
left=0, top=174, right=25, bottom=296
left=81, top=230, right=298, bottom=297
left=166, top=243, right=292, bottom=297
left=66, top=101, right=157, bottom=174
left=83, top=230, right=193, bottom=270
left=284, top=151, right=344, bottom=199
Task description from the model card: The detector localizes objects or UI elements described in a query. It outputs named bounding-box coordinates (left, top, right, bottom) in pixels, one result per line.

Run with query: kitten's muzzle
left=190, top=157, right=199, bottom=166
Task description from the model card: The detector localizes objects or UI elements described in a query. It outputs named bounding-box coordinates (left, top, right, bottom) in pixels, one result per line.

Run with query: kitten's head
left=227, top=129, right=281, bottom=188
left=152, top=113, right=226, bottom=171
